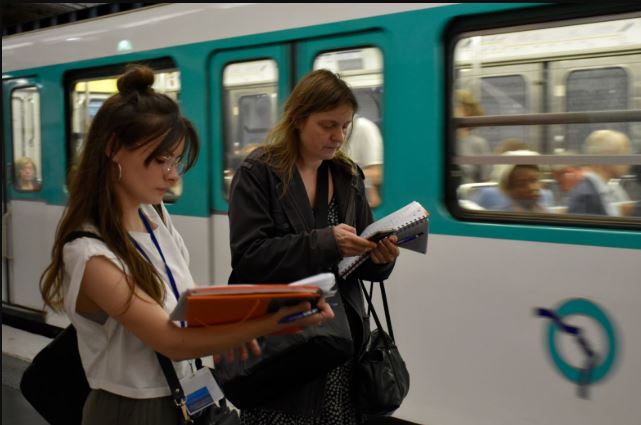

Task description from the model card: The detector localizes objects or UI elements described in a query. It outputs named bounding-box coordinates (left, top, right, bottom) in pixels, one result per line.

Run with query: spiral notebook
left=338, top=201, right=429, bottom=278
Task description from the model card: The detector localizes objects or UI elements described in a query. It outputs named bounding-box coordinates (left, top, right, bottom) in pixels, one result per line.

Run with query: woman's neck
left=296, top=156, right=323, bottom=175
left=119, top=199, right=146, bottom=232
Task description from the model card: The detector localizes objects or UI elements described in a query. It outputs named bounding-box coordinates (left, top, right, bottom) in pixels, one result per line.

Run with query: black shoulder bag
left=20, top=231, right=102, bottom=425
left=354, top=280, right=410, bottom=416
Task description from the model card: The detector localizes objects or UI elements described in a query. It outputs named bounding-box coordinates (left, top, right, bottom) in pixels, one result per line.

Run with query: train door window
left=314, top=47, right=384, bottom=209
left=222, top=59, right=278, bottom=197
left=450, top=14, right=641, bottom=226
left=11, top=87, right=42, bottom=192
left=68, top=67, right=181, bottom=202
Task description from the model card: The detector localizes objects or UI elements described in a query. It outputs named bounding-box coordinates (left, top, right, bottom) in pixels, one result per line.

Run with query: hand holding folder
left=170, top=273, right=337, bottom=327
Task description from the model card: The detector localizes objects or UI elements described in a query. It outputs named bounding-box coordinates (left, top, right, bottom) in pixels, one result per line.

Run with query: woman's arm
left=80, top=255, right=332, bottom=361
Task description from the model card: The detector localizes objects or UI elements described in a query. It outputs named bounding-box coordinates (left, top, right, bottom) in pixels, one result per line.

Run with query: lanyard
left=129, top=208, right=181, bottom=302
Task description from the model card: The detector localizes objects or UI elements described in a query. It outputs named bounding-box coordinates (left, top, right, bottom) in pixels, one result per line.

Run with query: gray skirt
left=82, top=389, right=178, bottom=425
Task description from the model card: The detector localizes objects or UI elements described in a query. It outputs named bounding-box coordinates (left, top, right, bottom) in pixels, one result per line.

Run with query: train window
left=68, top=68, right=182, bottom=202
left=11, top=87, right=42, bottom=192
left=478, top=75, right=529, bottom=152
left=314, top=47, right=384, bottom=209
left=222, top=59, right=278, bottom=198
left=451, top=15, right=641, bottom=225
left=565, top=67, right=629, bottom=153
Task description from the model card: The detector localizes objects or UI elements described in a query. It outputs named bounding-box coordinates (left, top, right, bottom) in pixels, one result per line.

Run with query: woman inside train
left=39, top=64, right=333, bottom=425
left=227, top=69, right=401, bottom=424
left=14, top=156, right=41, bottom=191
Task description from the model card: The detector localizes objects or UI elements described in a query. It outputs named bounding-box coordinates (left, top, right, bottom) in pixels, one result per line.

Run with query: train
left=3, top=3, right=641, bottom=425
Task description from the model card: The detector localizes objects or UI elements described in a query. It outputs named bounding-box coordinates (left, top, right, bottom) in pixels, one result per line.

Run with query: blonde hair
left=455, top=89, right=484, bottom=117
left=584, top=130, right=630, bottom=155
left=261, top=69, right=358, bottom=193
left=14, top=156, right=36, bottom=180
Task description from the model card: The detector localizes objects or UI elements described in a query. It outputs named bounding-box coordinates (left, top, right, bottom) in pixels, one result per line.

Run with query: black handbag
left=354, top=280, right=410, bottom=416
left=19, top=232, right=106, bottom=425
left=212, top=290, right=354, bottom=409
left=156, top=353, right=240, bottom=425
left=20, top=325, right=89, bottom=425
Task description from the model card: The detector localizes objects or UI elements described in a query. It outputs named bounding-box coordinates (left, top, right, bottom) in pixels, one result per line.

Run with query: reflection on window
left=222, top=59, right=278, bottom=198
left=452, top=16, right=641, bottom=222
left=314, top=47, right=384, bottom=209
left=69, top=69, right=181, bottom=202
left=12, top=87, right=42, bottom=192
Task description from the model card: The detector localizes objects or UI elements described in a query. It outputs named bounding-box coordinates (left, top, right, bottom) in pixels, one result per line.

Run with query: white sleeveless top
left=62, top=203, right=196, bottom=399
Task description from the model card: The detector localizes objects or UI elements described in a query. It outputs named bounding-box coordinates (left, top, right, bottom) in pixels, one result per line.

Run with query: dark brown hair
left=41, top=64, right=199, bottom=311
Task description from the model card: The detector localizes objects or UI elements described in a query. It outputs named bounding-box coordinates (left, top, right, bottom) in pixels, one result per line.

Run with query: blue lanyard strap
left=129, top=208, right=181, bottom=302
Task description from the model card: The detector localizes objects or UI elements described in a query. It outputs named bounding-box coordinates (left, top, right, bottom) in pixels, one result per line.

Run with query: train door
left=210, top=45, right=291, bottom=283
left=297, top=32, right=386, bottom=212
left=2, top=76, right=46, bottom=318
left=209, top=33, right=387, bottom=283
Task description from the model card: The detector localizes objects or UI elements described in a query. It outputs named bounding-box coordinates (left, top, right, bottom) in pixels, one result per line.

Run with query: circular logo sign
left=546, top=298, right=617, bottom=384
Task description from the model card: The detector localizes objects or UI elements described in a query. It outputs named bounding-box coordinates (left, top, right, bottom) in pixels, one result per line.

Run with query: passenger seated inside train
left=14, top=156, right=41, bottom=191
left=567, top=129, right=635, bottom=216
left=473, top=150, right=553, bottom=212
left=549, top=149, right=585, bottom=210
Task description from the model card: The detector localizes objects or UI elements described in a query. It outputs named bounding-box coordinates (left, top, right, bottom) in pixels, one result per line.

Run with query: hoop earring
left=115, top=162, right=122, bottom=182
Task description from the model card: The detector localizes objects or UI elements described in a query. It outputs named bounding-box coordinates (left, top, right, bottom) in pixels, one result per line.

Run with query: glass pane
left=565, top=67, right=629, bottom=153
left=222, top=59, right=278, bottom=198
left=477, top=75, right=528, bottom=152
left=69, top=69, right=181, bottom=202
left=314, top=47, right=384, bottom=209
left=11, top=87, right=42, bottom=192
left=452, top=16, right=641, bottom=221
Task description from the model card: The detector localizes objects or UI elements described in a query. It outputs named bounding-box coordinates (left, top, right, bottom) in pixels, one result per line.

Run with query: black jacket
left=228, top=147, right=394, bottom=413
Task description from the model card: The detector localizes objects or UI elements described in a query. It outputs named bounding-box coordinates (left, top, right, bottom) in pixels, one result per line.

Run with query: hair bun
left=117, top=64, right=155, bottom=96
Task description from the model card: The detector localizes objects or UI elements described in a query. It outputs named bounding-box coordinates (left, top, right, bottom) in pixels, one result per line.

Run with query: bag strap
left=156, top=353, right=194, bottom=424
left=358, top=280, right=396, bottom=347
left=63, top=230, right=103, bottom=244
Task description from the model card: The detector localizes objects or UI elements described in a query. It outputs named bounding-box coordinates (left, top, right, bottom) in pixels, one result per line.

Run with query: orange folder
left=170, top=284, right=321, bottom=327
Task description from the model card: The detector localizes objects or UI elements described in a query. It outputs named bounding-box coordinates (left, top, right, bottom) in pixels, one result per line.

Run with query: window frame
left=444, top=4, right=641, bottom=230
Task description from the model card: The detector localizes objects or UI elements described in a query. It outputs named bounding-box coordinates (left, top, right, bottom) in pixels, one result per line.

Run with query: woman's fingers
left=370, top=236, right=400, bottom=263
left=334, top=224, right=377, bottom=256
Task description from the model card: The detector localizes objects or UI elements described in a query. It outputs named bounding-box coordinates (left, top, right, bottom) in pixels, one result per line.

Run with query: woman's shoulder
left=243, top=146, right=269, bottom=165
left=62, top=229, right=114, bottom=265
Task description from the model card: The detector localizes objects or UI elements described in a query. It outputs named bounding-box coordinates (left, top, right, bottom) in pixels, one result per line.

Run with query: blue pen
left=397, top=232, right=424, bottom=245
left=279, top=303, right=338, bottom=324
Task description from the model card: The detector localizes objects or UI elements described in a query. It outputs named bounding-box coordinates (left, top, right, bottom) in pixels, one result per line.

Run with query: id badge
left=179, top=367, right=224, bottom=415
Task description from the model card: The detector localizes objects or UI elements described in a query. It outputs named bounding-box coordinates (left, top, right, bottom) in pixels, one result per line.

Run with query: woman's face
left=113, top=137, right=184, bottom=207
left=297, top=104, right=353, bottom=163
left=19, top=161, right=35, bottom=182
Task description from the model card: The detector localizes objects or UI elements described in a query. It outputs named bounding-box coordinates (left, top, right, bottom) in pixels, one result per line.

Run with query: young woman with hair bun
left=40, top=64, right=333, bottom=425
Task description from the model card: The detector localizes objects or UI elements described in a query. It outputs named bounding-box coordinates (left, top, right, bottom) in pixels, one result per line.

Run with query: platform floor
left=1, top=324, right=415, bottom=425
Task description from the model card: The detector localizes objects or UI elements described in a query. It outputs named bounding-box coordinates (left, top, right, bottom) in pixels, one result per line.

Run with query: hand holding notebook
left=337, top=201, right=429, bottom=278
left=169, top=273, right=336, bottom=326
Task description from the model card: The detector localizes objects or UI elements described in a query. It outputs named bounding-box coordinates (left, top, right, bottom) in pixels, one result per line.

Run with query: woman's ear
left=105, top=134, right=120, bottom=159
